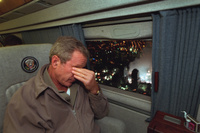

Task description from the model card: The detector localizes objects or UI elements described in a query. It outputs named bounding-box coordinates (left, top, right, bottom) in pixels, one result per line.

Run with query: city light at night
left=87, top=40, right=152, bottom=96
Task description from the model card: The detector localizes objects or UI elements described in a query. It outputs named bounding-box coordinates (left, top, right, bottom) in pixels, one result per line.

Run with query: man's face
left=54, top=50, right=87, bottom=88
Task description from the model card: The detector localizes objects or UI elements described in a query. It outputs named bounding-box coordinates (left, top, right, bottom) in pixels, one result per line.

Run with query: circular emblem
left=21, top=56, right=39, bottom=73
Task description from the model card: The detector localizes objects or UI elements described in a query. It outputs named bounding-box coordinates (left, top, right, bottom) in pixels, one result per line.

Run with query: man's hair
left=49, top=36, right=89, bottom=64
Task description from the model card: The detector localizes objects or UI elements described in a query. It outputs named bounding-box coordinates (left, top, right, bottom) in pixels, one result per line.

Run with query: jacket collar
left=34, top=64, right=49, bottom=98
left=34, top=64, right=79, bottom=107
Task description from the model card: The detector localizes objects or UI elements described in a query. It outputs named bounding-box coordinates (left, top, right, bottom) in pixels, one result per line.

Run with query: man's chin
left=64, top=79, right=76, bottom=87
left=65, top=82, right=75, bottom=87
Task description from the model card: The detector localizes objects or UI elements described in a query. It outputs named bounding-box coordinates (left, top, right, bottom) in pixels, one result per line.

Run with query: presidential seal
left=21, top=56, right=39, bottom=73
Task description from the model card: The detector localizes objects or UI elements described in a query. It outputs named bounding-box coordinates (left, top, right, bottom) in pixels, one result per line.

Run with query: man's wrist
left=90, top=88, right=100, bottom=95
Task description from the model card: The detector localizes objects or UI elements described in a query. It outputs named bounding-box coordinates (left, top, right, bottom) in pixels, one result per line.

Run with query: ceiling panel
left=0, top=0, right=69, bottom=24
left=2, top=12, right=25, bottom=21
left=0, top=18, right=7, bottom=23
left=16, top=2, right=49, bottom=15
left=0, top=0, right=32, bottom=15
left=43, top=0, right=68, bottom=5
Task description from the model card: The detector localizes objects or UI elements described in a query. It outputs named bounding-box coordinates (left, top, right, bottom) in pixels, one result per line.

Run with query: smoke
left=129, top=44, right=152, bottom=83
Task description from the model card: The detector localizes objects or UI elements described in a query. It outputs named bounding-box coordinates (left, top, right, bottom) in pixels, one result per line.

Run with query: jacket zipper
left=72, top=108, right=77, bottom=118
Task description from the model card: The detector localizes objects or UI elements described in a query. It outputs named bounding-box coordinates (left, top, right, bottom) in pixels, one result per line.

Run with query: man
left=3, top=36, right=109, bottom=133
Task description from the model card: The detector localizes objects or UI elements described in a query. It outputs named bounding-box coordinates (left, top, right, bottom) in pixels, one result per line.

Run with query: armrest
left=95, top=116, right=126, bottom=133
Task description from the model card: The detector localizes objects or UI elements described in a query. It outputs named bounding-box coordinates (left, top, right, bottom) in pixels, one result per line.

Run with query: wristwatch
left=96, top=90, right=100, bottom=95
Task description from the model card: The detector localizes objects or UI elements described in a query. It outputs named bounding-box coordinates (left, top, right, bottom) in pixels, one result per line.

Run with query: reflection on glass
left=87, top=40, right=152, bottom=96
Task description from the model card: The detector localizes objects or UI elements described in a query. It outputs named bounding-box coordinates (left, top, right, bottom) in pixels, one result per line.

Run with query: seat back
left=0, top=44, right=52, bottom=133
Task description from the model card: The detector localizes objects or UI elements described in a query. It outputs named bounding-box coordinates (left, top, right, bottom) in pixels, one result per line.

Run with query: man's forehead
left=68, top=51, right=87, bottom=67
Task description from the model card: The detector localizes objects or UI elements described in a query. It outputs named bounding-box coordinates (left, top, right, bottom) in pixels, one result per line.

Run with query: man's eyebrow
left=73, top=65, right=86, bottom=68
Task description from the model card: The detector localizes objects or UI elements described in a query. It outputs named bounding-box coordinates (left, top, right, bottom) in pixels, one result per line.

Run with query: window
left=86, top=39, right=152, bottom=96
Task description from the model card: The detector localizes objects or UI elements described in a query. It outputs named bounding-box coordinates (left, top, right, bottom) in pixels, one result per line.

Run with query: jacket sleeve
left=88, top=88, right=109, bottom=119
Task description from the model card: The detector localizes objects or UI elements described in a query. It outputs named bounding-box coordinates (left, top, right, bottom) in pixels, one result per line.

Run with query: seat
left=0, top=44, right=52, bottom=133
left=0, top=44, right=125, bottom=133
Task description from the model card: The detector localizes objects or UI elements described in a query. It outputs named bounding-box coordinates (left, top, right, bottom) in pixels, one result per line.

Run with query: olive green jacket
left=3, top=65, right=109, bottom=133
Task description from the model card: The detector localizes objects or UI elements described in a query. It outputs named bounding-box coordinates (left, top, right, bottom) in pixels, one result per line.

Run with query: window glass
left=86, top=40, right=152, bottom=96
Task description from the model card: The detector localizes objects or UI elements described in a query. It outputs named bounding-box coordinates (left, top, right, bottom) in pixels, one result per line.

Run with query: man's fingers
left=72, top=68, right=85, bottom=78
left=72, top=67, right=98, bottom=92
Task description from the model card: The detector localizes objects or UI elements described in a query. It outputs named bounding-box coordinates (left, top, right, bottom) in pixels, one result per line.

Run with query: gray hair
left=49, top=36, right=89, bottom=64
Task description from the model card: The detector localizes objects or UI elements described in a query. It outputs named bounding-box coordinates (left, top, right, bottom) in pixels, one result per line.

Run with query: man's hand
left=72, top=67, right=99, bottom=94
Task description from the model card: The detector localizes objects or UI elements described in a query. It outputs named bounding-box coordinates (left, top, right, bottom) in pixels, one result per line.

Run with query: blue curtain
left=151, top=7, right=200, bottom=118
left=22, top=27, right=62, bottom=44
left=60, top=24, right=87, bottom=47
left=22, top=24, right=86, bottom=46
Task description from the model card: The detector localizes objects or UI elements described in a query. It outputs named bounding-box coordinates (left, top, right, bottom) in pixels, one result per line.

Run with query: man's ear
left=51, top=55, right=60, bottom=68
